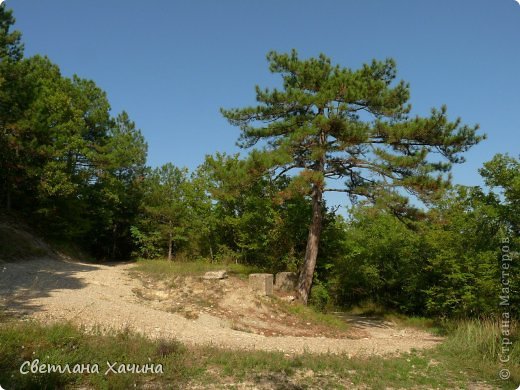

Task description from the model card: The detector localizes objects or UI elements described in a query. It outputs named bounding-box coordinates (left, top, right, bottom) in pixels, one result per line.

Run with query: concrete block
left=249, top=273, right=273, bottom=296
left=275, top=272, right=298, bottom=292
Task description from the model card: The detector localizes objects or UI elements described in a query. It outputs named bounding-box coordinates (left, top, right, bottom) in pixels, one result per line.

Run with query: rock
left=280, top=295, right=296, bottom=303
left=274, top=272, right=297, bottom=292
left=249, top=273, right=274, bottom=296
left=202, top=270, right=228, bottom=280
left=154, top=290, right=169, bottom=300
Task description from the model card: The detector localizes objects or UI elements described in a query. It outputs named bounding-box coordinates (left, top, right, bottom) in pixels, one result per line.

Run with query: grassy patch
left=0, top=319, right=517, bottom=389
left=347, top=302, right=446, bottom=335
left=132, top=258, right=262, bottom=279
left=384, top=314, right=447, bottom=336
left=0, top=321, right=194, bottom=389
left=189, top=345, right=494, bottom=388
left=433, top=318, right=519, bottom=384
left=275, top=299, right=350, bottom=331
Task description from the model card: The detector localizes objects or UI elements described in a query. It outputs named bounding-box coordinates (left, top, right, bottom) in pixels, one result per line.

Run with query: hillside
left=0, top=213, right=53, bottom=261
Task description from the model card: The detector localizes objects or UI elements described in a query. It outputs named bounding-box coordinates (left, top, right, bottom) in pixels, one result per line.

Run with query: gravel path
left=0, top=257, right=443, bottom=355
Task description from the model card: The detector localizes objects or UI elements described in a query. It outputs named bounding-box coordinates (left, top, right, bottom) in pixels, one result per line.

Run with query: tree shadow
left=0, top=257, right=99, bottom=318
left=333, top=313, right=394, bottom=329
left=94, top=259, right=137, bottom=267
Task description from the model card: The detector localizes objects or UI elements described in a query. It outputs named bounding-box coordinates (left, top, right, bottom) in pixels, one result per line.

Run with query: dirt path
left=0, top=257, right=443, bottom=355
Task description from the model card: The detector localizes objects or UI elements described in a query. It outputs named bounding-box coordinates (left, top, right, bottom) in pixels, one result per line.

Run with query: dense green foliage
left=330, top=183, right=518, bottom=318
left=1, top=6, right=517, bottom=318
left=0, top=7, right=147, bottom=258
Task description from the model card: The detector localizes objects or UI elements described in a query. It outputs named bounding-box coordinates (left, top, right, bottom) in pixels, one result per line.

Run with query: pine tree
left=139, top=164, right=192, bottom=261
left=0, top=5, right=25, bottom=210
left=222, top=50, right=484, bottom=303
left=0, top=5, right=23, bottom=61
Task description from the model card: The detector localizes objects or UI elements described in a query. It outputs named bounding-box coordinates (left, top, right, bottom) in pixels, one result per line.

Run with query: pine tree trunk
left=168, top=232, right=173, bottom=261
left=297, top=128, right=326, bottom=304
left=296, top=183, right=323, bottom=304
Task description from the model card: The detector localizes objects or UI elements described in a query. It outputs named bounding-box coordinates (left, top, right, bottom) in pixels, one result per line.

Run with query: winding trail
left=0, top=257, right=443, bottom=355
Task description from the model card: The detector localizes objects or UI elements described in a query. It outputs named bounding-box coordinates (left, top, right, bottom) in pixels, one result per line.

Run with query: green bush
left=309, top=281, right=331, bottom=312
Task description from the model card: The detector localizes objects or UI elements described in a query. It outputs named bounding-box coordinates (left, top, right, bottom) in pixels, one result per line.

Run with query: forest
left=1, top=6, right=518, bottom=319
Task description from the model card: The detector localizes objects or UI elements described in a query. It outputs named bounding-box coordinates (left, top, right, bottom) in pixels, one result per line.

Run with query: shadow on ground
left=333, top=313, right=393, bottom=329
left=0, top=257, right=98, bottom=318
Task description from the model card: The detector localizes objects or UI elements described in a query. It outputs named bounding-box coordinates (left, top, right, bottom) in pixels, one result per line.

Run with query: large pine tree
left=222, top=50, right=484, bottom=303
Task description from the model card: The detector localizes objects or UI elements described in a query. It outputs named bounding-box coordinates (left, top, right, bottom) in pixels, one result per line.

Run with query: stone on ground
left=274, top=272, right=298, bottom=292
left=203, top=270, right=228, bottom=280
left=249, top=273, right=273, bottom=296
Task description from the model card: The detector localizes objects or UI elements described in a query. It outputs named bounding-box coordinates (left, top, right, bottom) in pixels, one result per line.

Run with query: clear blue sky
left=6, top=0, right=520, bottom=210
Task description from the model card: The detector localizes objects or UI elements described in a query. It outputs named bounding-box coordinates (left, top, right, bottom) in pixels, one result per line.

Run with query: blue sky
left=6, top=0, right=520, bottom=210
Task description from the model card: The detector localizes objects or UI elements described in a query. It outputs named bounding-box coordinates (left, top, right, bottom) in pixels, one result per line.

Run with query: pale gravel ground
left=0, top=257, right=443, bottom=355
